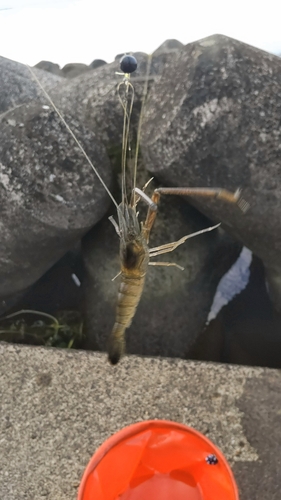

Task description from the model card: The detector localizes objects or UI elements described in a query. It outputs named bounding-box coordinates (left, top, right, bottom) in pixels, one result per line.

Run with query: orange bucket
left=78, top=420, right=239, bottom=500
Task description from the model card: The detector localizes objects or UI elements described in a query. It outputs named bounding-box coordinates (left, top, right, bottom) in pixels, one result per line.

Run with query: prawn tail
left=108, top=273, right=147, bottom=365
left=107, top=323, right=126, bottom=365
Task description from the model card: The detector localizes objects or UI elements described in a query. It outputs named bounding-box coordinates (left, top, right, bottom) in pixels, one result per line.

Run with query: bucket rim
left=77, top=419, right=239, bottom=500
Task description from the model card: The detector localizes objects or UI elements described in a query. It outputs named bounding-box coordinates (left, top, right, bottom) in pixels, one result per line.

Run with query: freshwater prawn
left=27, top=54, right=249, bottom=365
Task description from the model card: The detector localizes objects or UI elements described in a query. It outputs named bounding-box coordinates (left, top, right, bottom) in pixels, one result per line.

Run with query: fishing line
left=26, top=64, right=119, bottom=208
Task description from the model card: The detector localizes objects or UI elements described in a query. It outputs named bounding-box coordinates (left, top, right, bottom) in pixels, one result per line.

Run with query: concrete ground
left=1, top=343, right=280, bottom=499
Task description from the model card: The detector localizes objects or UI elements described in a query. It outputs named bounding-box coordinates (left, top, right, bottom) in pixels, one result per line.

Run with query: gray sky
left=0, top=0, right=281, bottom=67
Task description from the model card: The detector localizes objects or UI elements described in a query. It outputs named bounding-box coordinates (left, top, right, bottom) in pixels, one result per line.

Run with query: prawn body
left=108, top=203, right=149, bottom=364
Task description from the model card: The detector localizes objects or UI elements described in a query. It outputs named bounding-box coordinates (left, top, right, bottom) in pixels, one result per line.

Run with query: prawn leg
left=148, top=224, right=220, bottom=258
left=140, top=185, right=248, bottom=243
left=149, top=262, right=184, bottom=270
left=155, top=186, right=249, bottom=210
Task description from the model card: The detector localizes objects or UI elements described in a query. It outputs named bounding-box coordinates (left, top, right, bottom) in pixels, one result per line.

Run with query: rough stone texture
left=233, top=371, right=281, bottom=500
left=189, top=254, right=281, bottom=369
left=89, top=59, right=107, bottom=70
left=34, top=60, right=62, bottom=77
left=0, top=55, right=62, bottom=113
left=61, top=62, right=91, bottom=79
left=153, top=38, right=184, bottom=54
left=82, top=177, right=241, bottom=356
left=51, top=54, right=152, bottom=161
left=141, top=34, right=281, bottom=310
left=53, top=49, right=184, bottom=156
left=1, top=342, right=279, bottom=499
left=0, top=48, right=182, bottom=312
left=0, top=243, right=83, bottom=319
left=222, top=256, right=281, bottom=368
left=115, top=52, right=126, bottom=61
left=0, top=60, right=112, bottom=300
left=5, top=245, right=84, bottom=318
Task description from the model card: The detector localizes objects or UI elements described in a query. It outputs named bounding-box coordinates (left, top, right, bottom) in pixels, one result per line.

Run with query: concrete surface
left=0, top=342, right=280, bottom=499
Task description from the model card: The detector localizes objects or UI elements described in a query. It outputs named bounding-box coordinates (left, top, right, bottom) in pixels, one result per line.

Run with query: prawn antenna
left=133, top=54, right=152, bottom=205
left=116, top=55, right=137, bottom=207
left=116, top=54, right=152, bottom=209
